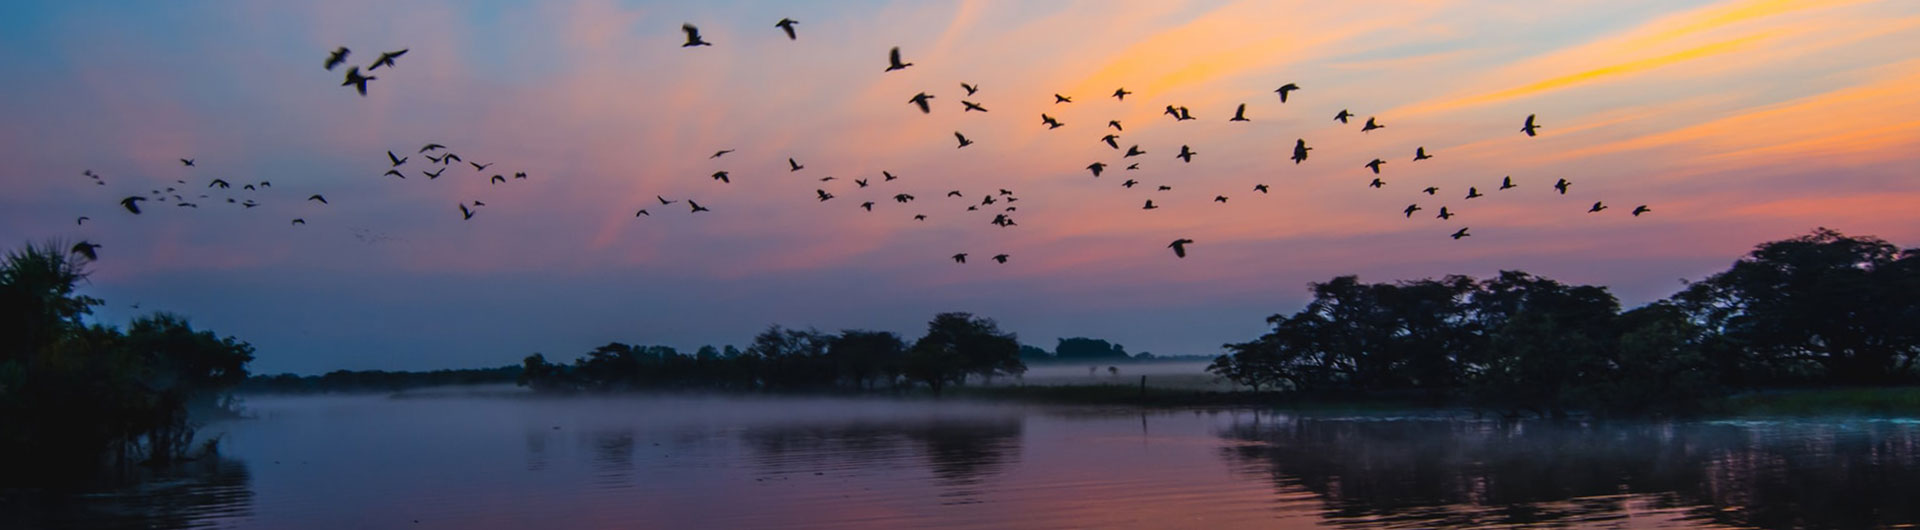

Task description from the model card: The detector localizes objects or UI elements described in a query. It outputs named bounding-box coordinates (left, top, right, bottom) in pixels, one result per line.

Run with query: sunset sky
left=3, top=0, right=1916, bottom=373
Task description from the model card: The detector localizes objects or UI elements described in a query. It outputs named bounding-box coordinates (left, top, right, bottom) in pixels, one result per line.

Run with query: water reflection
left=0, top=457, right=253, bottom=529
left=738, top=418, right=1022, bottom=502
left=1218, top=414, right=1920, bottom=529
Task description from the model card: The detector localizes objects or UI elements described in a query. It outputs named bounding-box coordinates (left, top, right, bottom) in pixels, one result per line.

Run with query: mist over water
left=11, top=393, right=1920, bottom=529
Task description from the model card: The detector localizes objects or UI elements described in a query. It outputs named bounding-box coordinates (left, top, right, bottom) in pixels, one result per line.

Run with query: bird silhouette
left=70, top=241, right=100, bottom=261
left=1168, top=239, right=1193, bottom=258
left=243, top=184, right=256, bottom=191
left=1360, top=117, right=1386, bottom=132
left=1176, top=145, right=1196, bottom=163
left=1177, top=107, right=1194, bottom=120
left=441, top=153, right=462, bottom=164
left=913, top=214, right=927, bottom=221
left=947, top=190, right=963, bottom=197
left=1156, top=185, right=1172, bottom=191
left=1254, top=184, right=1270, bottom=193
left=1365, top=159, right=1385, bottom=174
left=775, top=18, right=798, bottom=40
left=816, top=189, right=834, bottom=201
left=425, top=154, right=444, bottom=164
left=487, top=175, right=505, bottom=184
left=961, top=100, right=987, bottom=112
left=893, top=193, right=914, bottom=203
left=635, top=209, right=650, bottom=217
left=308, top=194, right=328, bottom=204
left=1122, top=179, right=1138, bottom=188
left=514, top=172, right=527, bottom=180
left=1369, top=178, right=1385, bottom=188
left=688, top=200, right=709, bottom=213
left=470, top=161, right=493, bottom=171
left=1334, top=109, right=1353, bottom=123
left=710, top=149, right=734, bottom=158
left=1274, top=83, right=1299, bottom=102
left=883, top=171, right=898, bottom=181
left=1632, top=205, right=1651, bottom=216
left=76, top=216, right=89, bottom=225
left=860, top=201, right=875, bottom=211
left=961, top=83, right=978, bottom=95
left=709, top=171, right=731, bottom=184
left=1292, top=139, right=1312, bottom=164
left=368, top=49, right=408, bottom=70
left=1413, top=147, right=1432, bottom=161
left=1436, top=207, right=1454, bottom=220
left=1108, top=120, right=1123, bottom=131
left=991, top=254, right=1009, bottom=263
left=1230, top=103, right=1250, bottom=122
left=855, top=178, right=869, bottom=188
left=472, top=200, right=485, bottom=207
left=1588, top=201, right=1607, bottom=213
left=1124, top=145, right=1145, bottom=158
left=420, top=143, right=446, bottom=153
left=1522, top=114, right=1542, bottom=137
left=1101, top=134, right=1120, bottom=149
left=459, top=203, right=475, bottom=220
left=1554, top=178, right=1571, bottom=194
left=954, top=131, right=974, bottom=148
left=788, top=158, right=804, bottom=172
left=1126, top=163, right=1139, bottom=170
left=342, top=67, right=374, bottom=96
left=209, top=179, right=230, bottom=189
left=291, top=219, right=305, bottom=226
left=1041, top=114, right=1063, bottom=129
left=952, top=253, right=967, bottom=264
left=1422, top=186, right=1439, bottom=195
left=423, top=168, right=445, bottom=179
left=1404, top=204, right=1422, bottom=217
left=1112, top=88, right=1132, bottom=100
left=325, top=47, right=350, bottom=70
left=909, top=92, right=934, bottom=113
left=1465, top=187, right=1483, bottom=199
left=658, top=195, right=678, bottom=205
left=682, top=24, right=712, bottom=47
left=180, top=158, right=195, bottom=167
left=1087, top=162, right=1107, bottom=177
left=388, top=151, right=407, bottom=166
left=1053, top=93, right=1072, bottom=103
left=1451, top=227, right=1470, bottom=239
left=885, top=46, right=912, bottom=71
left=1142, top=199, right=1158, bottom=210
left=384, top=170, right=404, bottom=179
left=1500, top=176, right=1516, bottom=190
left=819, top=176, right=836, bottom=182
left=1214, top=195, right=1229, bottom=203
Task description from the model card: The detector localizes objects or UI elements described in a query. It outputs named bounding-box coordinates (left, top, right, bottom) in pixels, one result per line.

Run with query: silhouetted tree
left=829, top=330, right=906, bottom=390
left=912, top=312, right=1024, bottom=386
left=1054, top=337, right=1129, bottom=360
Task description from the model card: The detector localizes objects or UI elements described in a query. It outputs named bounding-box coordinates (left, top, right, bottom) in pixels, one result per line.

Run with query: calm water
left=10, top=391, right=1920, bottom=529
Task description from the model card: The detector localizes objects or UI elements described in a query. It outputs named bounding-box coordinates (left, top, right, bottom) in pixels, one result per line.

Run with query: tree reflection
left=0, top=456, right=253, bottom=529
left=1218, top=415, right=1920, bottom=528
left=739, top=418, right=1022, bottom=495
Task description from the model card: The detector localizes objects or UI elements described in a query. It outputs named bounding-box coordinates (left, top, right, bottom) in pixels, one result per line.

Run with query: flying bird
left=710, top=149, right=734, bottom=158
left=514, top=172, right=527, bottom=180
left=711, top=171, right=730, bottom=183
left=954, top=131, right=974, bottom=148
left=1108, top=120, right=1123, bottom=131
left=1554, top=178, right=1571, bottom=194
left=1053, top=93, right=1072, bottom=104
left=1436, top=207, right=1454, bottom=220
left=1274, top=83, right=1299, bottom=102
left=1422, top=187, right=1438, bottom=195
left=423, top=168, right=445, bottom=179
left=419, top=143, right=446, bottom=153
left=1589, top=201, right=1607, bottom=213
left=1101, top=134, right=1120, bottom=149
left=1362, top=117, right=1383, bottom=132
left=459, top=203, right=475, bottom=220
left=76, top=216, right=89, bottom=225
left=883, top=171, right=899, bottom=181
left=860, top=201, right=875, bottom=211
left=1041, top=114, right=1063, bottom=129
left=1365, top=159, right=1385, bottom=174
left=961, top=83, right=978, bottom=95
left=490, top=175, right=506, bottom=185
left=1157, top=185, right=1172, bottom=191
left=1214, top=195, right=1229, bottom=203
left=1142, top=199, right=1157, bottom=210
left=1112, top=88, right=1132, bottom=100
left=1124, top=145, right=1145, bottom=158
left=788, top=158, right=804, bottom=172
left=1465, top=187, right=1483, bottom=199
left=775, top=18, right=798, bottom=40
left=1522, top=114, right=1542, bottom=137
left=961, top=100, right=987, bottom=112
left=70, top=241, right=100, bottom=261
left=893, top=193, right=914, bottom=203
left=1500, top=176, right=1516, bottom=190
left=1632, top=205, right=1651, bottom=216
left=1334, top=109, right=1353, bottom=123
left=658, top=195, right=678, bottom=205
left=855, top=178, right=868, bottom=188
left=180, top=158, right=195, bottom=167
left=1413, top=147, right=1432, bottom=161
left=1292, top=139, right=1311, bottom=164
left=388, top=151, right=407, bottom=166
left=384, top=170, right=404, bottom=179
left=909, top=92, right=935, bottom=113
left=209, top=179, right=230, bottom=189
left=885, top=47, right=912, bottom=71
left=952, top=253, right=967, bottom=263
left=991, top=254, right=1009, bottom=264
left=1369, top=178, right=1385, bottom=188
left=1087, top=162, right=1107, bottom=177
left=1126, top=163, right=1139, bottom=170
left=368, top=49, right=408, bottom=70
left=682, top=24, right=712, bottom=47
left=1122, top=179, right=1139, bottom=188
left=342, top=67, right=374, bottom=96
left=1176, top=145, right=1196, bottom=163
left=1168, top=239, right=1193, bottom=258
left=1230, top=103, right=1250, bottom=122
left=441, top=153, right=462, bottom=164
left=816, top=189, right=834, bottom=201
left=1451, top=227, right=1470, bottom=240
left=308, top=194, right=328, bottom=204
left=947, top=190, right=963, bottom=197
left=1254, top=184, right=1269, bottom=194
left=470, top=161, right=493, bottom=171
left=914, top=214, right=927, bottom=221
left=291, top=219, right=305, bottom=226
left=635, top=209, right=650, bottom=217
left=325, top=47, right=350, bottom=70
left=688, top=200, right=709, bottom=213
left=1404, top=204, right=1422, bottom=217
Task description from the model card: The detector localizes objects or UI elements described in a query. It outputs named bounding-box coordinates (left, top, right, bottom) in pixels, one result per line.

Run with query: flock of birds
left=66, top=17, right=1651, bottom=266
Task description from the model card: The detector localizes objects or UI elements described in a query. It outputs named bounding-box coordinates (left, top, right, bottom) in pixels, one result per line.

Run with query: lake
left=9, top=390, right=1919, bottom=529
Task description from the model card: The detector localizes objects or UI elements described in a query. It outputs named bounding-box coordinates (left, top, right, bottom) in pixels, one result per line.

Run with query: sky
left=2, top=0, right=1916, bottom=374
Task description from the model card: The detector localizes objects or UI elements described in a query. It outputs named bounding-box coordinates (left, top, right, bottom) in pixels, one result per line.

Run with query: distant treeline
left=1208, top=228, right=1919, bottom=417
left=1, top=242, right=254, bottom=486
left=239, top=366, right=522, bottom=394
left=1018, top=337, right=1211, bottom=363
